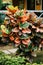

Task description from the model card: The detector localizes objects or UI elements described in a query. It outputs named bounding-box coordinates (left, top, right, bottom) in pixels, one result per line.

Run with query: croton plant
left=0, top=5, right=43, bottom=62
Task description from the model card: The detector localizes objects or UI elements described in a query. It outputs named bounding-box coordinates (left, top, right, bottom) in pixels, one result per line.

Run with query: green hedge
left=0, top=51, right=43, bottom=65
left=0, top=0, right=2, bottom=9
left=0, top=13, right=6, bottom=24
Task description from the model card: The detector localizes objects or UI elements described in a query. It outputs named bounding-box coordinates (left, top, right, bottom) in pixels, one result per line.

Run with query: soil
left=0, top=43, right=14, bottom=50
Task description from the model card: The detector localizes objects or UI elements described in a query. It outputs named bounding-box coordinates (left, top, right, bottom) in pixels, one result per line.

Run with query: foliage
left=0, top=5, right=43, bottom=62
left=0, top=0, right=2, bottom=9
left=0, top=13, right=6, bottom=24
left=0, top=51, right=25, bottom=65
left=0, top=51, right=43, bottom=65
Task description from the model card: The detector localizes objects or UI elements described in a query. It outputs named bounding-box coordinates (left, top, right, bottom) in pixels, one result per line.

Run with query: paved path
left=2, top=48, right=18, bottom=54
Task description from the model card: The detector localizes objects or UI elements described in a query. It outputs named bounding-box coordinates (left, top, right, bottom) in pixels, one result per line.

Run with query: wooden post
left=24, top=0, right=27, bottom=9
left=35, top=0, right=42, bottom=10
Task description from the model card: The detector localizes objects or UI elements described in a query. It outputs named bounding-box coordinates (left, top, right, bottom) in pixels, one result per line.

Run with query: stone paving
left=2, top=48, right=18, bottom=54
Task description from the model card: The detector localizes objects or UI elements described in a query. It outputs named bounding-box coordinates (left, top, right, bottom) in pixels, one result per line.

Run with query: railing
left=0, top=10, right=43, bottom=13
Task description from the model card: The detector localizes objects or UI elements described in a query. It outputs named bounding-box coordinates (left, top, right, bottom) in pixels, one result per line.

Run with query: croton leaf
left=32, top=46, right=37, bottom=51
left=1, top=25, right=10, bottom=34
left=25, top=44, right=32, bottom=52
left=36, top=33, right=43, bottom=39
left=19, top=22, right=32, bottom=29
left=20, top=34, right=30, bottom=39
left=5, top=29, right=10, bottom=34
left=0, top=31, right=2, bottom=37
left=14, top=10, right=24, bottom=17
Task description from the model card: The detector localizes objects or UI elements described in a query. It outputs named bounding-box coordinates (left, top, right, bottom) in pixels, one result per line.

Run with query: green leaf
left=0, top=31, right=2, bottom=37
left=1, top=25, right=10, bottom=34
left=32, top=46, right=37, bottom=51
left=19, top=22, right=31, bottom=29
left=32, top=63, right=38, bottom=65
left=5, top=29, right=10, bottom=34
left=36, top=33, right=43, bottom=39
left=25, top=44, right=32, bottom=52
left=14, top=10, right=24, bottom=17
left=20, top=34, right=30, bottom=39
left=26, top=63, right=31, bottom=65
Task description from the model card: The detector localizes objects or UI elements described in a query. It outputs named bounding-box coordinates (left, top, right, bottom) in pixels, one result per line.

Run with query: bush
left=1, top=5, right=43, bottom=59
left=0, top=51, right=43, bottom=65
left=0, top=52, right=25, bottom=65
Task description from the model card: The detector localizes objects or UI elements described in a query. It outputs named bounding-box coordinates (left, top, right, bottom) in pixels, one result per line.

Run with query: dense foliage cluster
left=0, top=5, right=43, bottom=61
